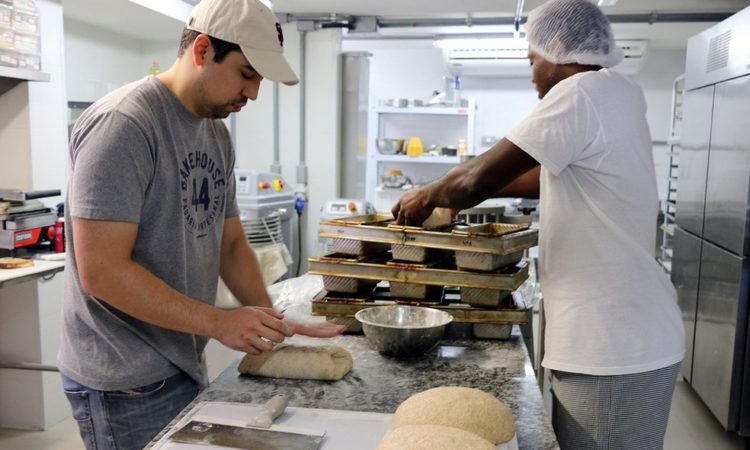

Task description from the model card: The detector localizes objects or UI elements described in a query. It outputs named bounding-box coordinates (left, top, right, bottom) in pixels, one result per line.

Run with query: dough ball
left=376, top=424, right=496, bottom=450
left=237, top=345, right=352, bottom=381
left=392, top=386, right=515, bottom=444
left=422, top=208, right=452, bottom=228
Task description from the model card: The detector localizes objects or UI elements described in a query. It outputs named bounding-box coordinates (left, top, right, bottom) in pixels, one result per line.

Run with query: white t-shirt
left=506, top=69, right=685, bottom=376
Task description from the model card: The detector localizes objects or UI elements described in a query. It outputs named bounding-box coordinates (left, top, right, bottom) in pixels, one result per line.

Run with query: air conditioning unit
left=440, top=38, right=649, bottom=77
left=610, top=40, right=649, bottom=76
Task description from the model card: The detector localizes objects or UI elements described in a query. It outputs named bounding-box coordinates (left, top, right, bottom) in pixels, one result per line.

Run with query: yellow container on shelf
left=405, top=136, right=424, bottom=157
left=457, top=138, right=467, bottom=156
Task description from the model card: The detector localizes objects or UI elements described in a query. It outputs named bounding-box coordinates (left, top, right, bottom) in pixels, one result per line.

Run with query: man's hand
left=391, top=187, right=434, bottom=226
left=289, top=320, right=347, bottom=338
left=212, top=307, right=294, bottom=355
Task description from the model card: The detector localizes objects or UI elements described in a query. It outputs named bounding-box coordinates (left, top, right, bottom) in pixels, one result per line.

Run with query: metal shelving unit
left=365, top=100, right=476, bottom=210
left=658, top=74, right=685, bottom=273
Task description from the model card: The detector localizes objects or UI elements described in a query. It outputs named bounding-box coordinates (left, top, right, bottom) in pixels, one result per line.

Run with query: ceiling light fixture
left=434, top=36, right=528, bottom=52
left=597, top=0, right=619, bottom=6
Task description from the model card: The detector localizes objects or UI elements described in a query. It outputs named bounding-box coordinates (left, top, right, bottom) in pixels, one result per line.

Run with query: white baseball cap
left=186, top=0, right=299, bottom=86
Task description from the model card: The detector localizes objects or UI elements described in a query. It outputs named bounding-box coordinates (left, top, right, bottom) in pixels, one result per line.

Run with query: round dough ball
left=376, top=424, right=496, bottom=450
left=392, top=386, right=515, bottom=444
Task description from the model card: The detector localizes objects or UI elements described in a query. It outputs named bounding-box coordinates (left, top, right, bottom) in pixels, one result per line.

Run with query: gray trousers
left=551, top=363, right=680, bottom=450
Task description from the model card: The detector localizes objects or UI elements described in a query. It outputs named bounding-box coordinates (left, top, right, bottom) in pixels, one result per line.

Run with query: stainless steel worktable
left=148, top=326, right=559, bottom=449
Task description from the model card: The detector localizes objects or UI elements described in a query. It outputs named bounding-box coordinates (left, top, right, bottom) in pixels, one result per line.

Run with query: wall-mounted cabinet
left=365, top=100, right=476, bottom=211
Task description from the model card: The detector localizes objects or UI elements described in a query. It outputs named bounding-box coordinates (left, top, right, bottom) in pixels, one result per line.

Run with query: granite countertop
left=150, top=326, right=559, bottom=449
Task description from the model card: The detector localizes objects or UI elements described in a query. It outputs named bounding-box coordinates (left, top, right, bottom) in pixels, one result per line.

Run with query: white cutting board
left=151, top=401, right=518, bottom=450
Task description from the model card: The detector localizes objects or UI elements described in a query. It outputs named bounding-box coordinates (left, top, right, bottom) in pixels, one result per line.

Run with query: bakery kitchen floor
left=0, top=340, right=747, bottom=450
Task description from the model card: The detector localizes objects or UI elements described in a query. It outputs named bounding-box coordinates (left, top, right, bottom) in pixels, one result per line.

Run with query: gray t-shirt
left=58, top=77, right=240, bottom=390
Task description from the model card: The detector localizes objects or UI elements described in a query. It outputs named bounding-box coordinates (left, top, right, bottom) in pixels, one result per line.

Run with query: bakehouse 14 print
left=180, top=150, right=226, bottom=237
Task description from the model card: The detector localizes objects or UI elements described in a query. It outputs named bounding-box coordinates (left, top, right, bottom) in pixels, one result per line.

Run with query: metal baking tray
left=329, top=238, right=390, bottom=257
left=460, top=287, right=512, bottom=308
left=310, top=288, right=530, bottom=325
left=318, top=215, right=537, bottom=255
left=391, top=244, right=450, bottom=263
left=308, top=253, right=529, bottom=291
left=322, top=276, right=377, bottom=295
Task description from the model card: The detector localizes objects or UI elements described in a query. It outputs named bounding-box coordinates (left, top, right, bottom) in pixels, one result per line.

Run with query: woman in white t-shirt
left=392, top=1, right=684, bottom=448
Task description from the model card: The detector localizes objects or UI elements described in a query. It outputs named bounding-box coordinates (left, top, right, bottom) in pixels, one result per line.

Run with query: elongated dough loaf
left=392, top=386, right=515, bottom=444
left=238, top=344, right=353, bottom=381
left=376, top=424, right=496, bottom=450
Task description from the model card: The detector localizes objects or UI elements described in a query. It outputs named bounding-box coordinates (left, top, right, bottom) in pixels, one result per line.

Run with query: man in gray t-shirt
left=58, top=1, right=344, bottom=449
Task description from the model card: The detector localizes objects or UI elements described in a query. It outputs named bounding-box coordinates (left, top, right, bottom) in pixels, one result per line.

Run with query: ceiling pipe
left=514, top=0, right=525, bottom=38
left=297, top=30, right=307, bottom=189
left=369, top=11, right=734, bottom=28
left=270, top=81, right=281, bottom=175
left=605, top=12, right=733, bottom=23
left=278, top=11, right=733, bottom=28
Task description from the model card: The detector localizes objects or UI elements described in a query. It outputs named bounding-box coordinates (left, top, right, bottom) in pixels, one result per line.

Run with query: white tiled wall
left=0, top=82, right=33, bottom=190
left=28, top=0, right=67, bottom=202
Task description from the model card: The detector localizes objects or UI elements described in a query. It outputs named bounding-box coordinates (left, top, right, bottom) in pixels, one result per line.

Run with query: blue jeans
left=61, top=371, right=200, bottom=450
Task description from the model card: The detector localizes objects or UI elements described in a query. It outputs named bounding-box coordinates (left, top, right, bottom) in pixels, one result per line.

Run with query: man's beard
left=195, top=80, right=245, bottom=119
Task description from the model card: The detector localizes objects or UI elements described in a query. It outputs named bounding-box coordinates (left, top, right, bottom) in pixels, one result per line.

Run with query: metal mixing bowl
left=376, top=138, right=404, bottom=155
left=355, top=305, right=453, bottom=357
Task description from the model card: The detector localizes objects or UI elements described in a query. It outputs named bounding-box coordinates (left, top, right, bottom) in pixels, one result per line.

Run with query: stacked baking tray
left=310, top=215, right=538, bottom=337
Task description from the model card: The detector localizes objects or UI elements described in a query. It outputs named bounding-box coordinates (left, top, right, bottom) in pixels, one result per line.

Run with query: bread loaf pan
left=329, top=238, right=390, bottom=256
left=322, top=276, right=377, bottom=294
left=472, top=324, right=513, bottom=340
left=391, top=244, right=451, bottom=263
left=460, top=287, right=512, bottom=307
left=455, top=250, right=524, bottom=272
left=389, top=281, right=443, bottom=300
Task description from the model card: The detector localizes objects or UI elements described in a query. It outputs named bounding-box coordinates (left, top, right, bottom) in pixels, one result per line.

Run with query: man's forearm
left=83, top=259, right=221, bottom=337
left=423, top=158, right=490, bottom=211
left=424, top=139, right=540, bottom=210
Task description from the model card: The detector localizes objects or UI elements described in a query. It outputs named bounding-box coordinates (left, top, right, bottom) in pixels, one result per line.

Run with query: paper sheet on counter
left=151, top=401, right=518, bottom=450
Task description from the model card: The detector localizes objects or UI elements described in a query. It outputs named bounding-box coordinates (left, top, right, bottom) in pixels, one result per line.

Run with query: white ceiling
left=61, top=0, right=750, bottom=49
left=273, top=0, right=749, bottom=16
left=62, top=0, right=187, bottom=41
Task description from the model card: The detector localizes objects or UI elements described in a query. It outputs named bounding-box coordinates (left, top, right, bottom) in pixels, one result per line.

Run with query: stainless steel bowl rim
left=354, top=305, right=453, bottom=329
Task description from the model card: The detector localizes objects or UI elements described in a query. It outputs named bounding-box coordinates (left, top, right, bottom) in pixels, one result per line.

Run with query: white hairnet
left=525, top=0, right=623, bottom=68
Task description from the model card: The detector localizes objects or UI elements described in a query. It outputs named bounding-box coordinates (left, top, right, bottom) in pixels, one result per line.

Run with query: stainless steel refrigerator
left=672, top=5, right=750, bottom=434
